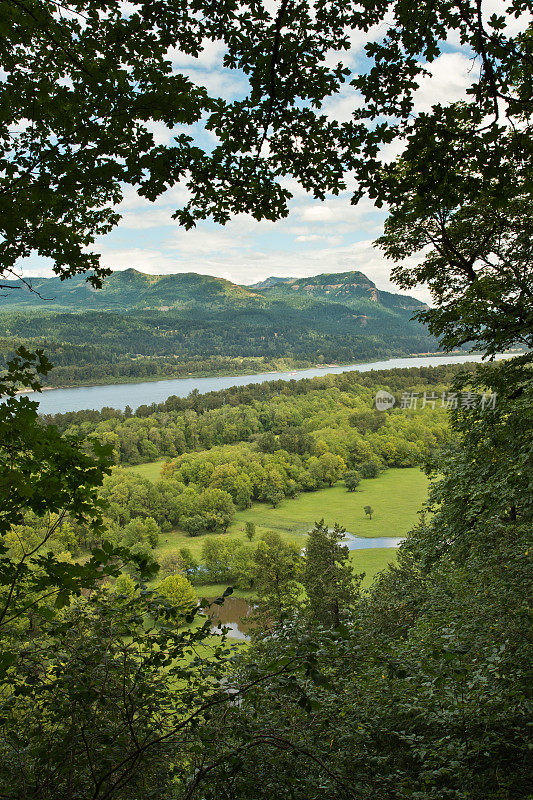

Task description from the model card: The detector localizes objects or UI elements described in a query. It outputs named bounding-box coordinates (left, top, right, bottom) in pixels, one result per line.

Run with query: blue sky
left=21, top=1, right=527, bottom=302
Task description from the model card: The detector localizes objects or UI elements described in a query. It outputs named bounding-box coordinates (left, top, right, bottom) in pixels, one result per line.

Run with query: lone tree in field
left=344, top=470, right=360, bottom=492
left=364, top=505, right=374, bottom=521
left=245, top=521, right=256, bottom=541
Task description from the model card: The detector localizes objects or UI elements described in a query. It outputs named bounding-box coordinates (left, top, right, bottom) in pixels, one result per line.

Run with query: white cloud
left=142, top=120, right=177, bottom=147
left=295, top=195, right=383, bottom=227
left=8, top=118, right=31, bottom=134
left=119, top=2, right=139, bottom=16
left=482, top=0, right=532, bottom=35
left=91, top=226, right=431, bottom=302
left=278, top=176, right=314, bottom=199
left=167, top=227, right=245, bottom=256
left=167, top=39, right=226, bottom=70
left=118, top=208, right=178, bottom=230
left=295, top=234, right=327, bottom=242
left=167, top=37, right=248, bottom=100
left=321, top=18, right=392, bottom=71
left=412, top=52, right=477, bottom=113
left=180, top=67, right=248, bottom=100
left=295, top=234, right=344, bottom=244
left=97, top=247, right=178, bottom=274
left=378, top=137, right=407, bottom=165
left=115, top=184, right=192, bottom=229
left=298, top=205, right=336, bottom=223
left=262, top=0, right=282, bottom=19
left=321, top=85, right=364, bottom=123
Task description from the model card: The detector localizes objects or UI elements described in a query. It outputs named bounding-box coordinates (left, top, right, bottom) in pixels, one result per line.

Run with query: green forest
left=45, top=363, right=462, bottom=467
left=0, top=2, right=531, bottom=800
left=33, top=364, right=453, bottom=557
left=0, top=270, right=438, bottom=386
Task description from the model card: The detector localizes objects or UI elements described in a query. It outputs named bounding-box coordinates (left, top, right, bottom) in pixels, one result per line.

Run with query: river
left=344, top=534, right=404, bottom=550
left=31, top=353, right=512, bottom=415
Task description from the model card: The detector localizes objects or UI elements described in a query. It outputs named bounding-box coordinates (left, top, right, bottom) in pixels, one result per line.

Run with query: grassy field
left=126, top=460, right=167, bottom=481
left=123, top=464, right=420, bottom=637
left=350, top=547, right=398, bottom=588
left=228, top=467, right=428, bottom=540
left=153, top=468, right=426, bottom=590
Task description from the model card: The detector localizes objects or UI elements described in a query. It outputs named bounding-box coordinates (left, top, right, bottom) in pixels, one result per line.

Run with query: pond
left=203, top=596, right=255, bottom=641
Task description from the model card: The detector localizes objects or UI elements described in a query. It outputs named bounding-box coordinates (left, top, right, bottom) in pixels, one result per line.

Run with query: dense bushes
left=98, top=468, right=235, bottom=536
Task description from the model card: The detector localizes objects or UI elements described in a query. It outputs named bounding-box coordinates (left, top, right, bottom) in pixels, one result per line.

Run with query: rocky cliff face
left=254, top=271, right=426, bottom=311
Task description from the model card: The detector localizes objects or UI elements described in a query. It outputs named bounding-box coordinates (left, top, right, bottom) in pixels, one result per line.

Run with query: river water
left=31, top=353, right=511, bottom=415
left=344, top=534, right=404, bottom=550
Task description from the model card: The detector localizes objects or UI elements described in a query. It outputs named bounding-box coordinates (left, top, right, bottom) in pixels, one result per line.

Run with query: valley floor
left=126, top=465, right=429, bottom=591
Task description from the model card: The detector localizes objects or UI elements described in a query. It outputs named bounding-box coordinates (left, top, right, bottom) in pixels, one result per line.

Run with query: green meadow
left=126, top=459, right=167, bottom=482
left=126, top=463, right=428, bottom=540
left=228, top=467, right=428, bottom=540
left=140, top=467, right=428, bottom=590
left=349, top=547, right=398, bottom=588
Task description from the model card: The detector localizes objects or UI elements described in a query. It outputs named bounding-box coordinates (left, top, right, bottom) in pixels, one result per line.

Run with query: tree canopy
left=2, top=1, right=531, bottom=358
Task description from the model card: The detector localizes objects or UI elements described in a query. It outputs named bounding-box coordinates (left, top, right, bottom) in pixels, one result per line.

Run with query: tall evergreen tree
left=253, top=532, right=302, bottom=625
left=303, top=520, right=360, bottom=626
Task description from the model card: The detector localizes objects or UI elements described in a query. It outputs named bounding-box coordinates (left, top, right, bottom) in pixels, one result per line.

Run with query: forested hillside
left=0, top=269, right=260, bottom=310
left=0, top=268, right=423, bottom=312
left=0, top=269, right=438, bottom=386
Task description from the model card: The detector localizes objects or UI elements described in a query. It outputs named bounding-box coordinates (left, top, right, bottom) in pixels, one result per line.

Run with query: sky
left=21, top=1, right=528, bottom=302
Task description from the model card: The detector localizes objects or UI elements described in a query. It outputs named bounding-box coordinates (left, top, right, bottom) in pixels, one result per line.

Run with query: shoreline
left=16, top=350, right=477, bottom=395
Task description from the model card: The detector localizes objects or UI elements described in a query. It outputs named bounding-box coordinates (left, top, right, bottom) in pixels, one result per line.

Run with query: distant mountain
left=0, top=269, right=260, bottom=311
left=255, top=270, right=425, bottom=312
left=1, top=268, right=425, bottom=313
left=0, top=269, right=439, bottom=387
left=249, top=276, right=296, bottom=289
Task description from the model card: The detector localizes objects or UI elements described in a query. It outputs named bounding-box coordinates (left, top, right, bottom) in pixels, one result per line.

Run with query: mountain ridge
left=1, top=269, right=261, bottom=311
left=251, top=270, right=425, bottom=312
left=0, top=268, right=425, bottom=312
left=0, top=269, right=438, bottom=388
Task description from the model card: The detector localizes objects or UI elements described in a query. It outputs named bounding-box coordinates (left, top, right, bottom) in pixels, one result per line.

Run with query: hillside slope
left=250, top=271, right=425, bottom=313
left=1, top=269, right=261, bottom=311
left=2, top=268, right=426, bottom=314
left=0, top=269, right=439, bottom=386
